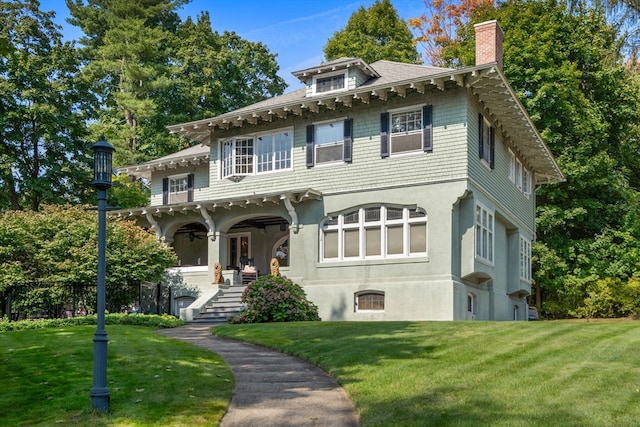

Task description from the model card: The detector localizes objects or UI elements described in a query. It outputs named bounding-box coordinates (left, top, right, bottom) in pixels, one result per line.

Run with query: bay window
left=475, top=203, right=494, bottom=264
left=221, top=129, right=292, bottom=179
left=520, top=236, right=532, bottom=282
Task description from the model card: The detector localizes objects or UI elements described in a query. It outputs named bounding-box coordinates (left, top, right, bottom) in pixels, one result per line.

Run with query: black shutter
left=489, top=126, right=495, bottom=169
left=343, top=118, right=353, bottom=162
left=162, top=177, right=169, bottom=205
left=306, top=125, right=314, bottom=167
left=187, top=173, right=194, bottom=202
left=478, top=113, right=484, bottom=158
left=422, top=105, right=433, bottom=152
left=380, top=112, right=389, bottom=158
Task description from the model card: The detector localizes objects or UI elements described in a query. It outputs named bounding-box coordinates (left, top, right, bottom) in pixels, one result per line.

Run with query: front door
left=228, top=233, right=251, bottom=269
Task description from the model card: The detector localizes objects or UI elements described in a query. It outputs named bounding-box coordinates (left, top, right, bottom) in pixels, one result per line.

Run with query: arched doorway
left=225, top=216, right=289, bottom=274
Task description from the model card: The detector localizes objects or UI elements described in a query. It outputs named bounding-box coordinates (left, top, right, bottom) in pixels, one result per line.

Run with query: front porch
left=113, top=189, right=320, bottom=280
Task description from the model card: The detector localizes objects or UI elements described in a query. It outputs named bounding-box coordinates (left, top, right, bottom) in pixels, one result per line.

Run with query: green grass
left=0, top=325, right=233, bottom=426
left=213, top=321, right=640, bottom=427
left=3, top=321, right=639, bottom=426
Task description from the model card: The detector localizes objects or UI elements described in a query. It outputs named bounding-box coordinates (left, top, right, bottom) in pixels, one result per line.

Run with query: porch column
left=209, top=232, right=227, bottom=283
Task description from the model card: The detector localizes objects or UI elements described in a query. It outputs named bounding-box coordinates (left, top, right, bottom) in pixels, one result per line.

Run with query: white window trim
left=523, top=169, right=532, bottom=198
left=509, top=149, right=533, bottom=198
left=519, top=236, right=532, bottom=282
left=313, top=118, right=346, bottom=166
left=388, top=104, right=427, bottom=157
left=168, top=173, right=189, bottom=204
left=475, top=202, right=495, bottom=265
left=467, top=293, right=476, bottom=314
left=219, top=127, right=293, bottom=179
left=480, top=117, right=493, bottom=167
left=320, top=205, right=427, bottom=262
left=311, top=70, right=348, bottom=95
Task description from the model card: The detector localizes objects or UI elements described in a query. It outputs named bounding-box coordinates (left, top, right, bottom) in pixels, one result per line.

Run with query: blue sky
left=40, top=0, right=427, bottom=90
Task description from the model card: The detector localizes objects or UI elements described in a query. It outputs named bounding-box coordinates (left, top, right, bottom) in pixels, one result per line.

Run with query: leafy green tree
left=0, top=0, right=97, bottom=211
left=167, top=12, right=287, bottom=125
left=67, top=1, right=287, bottom=166
left=0, top=204, right=176, bottom=318
left=67, top=0, right=186, bottom=164
left=436, top=0, right=640, bottom=317
left=324, top=0, right=419, bottom=64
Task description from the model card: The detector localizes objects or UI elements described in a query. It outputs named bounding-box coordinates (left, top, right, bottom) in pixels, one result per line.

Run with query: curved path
left=157, top=324, right=360, bottom=427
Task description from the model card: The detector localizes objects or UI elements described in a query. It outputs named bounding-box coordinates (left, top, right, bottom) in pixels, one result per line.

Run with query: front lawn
left=214, top=320, right=640, bottom=427
left=0, top=325, right=233, bottom=426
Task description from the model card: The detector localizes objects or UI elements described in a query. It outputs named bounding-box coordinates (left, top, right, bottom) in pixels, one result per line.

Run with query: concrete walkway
left=157, top=324, right=360, bottom=427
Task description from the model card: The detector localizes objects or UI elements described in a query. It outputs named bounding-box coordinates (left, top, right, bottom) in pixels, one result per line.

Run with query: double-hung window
left=321, top=205, right=427, bottom=261
left=520, top=236, right=532, bottom=282
left=221, top=129, right=292, bottom=179
left=306, top=119, right=353, bottom=166
left=162, top=173, right=194, bottom=204
left=478, top=114, right=495, bottom=168
left=380, top=105, right=433, bottom=157
left=475, top=203, right=494, bottom=264
left=509, top=149, right=533, bottom=197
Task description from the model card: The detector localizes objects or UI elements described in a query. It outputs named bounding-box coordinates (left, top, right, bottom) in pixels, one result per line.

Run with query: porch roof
left=117, top=143, right=210, bottom=180
left=111, top=188, right=322, bottom=221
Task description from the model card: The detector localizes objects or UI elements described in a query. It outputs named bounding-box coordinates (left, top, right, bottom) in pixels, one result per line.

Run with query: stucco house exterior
left=115, top=21, right=563, bottom=321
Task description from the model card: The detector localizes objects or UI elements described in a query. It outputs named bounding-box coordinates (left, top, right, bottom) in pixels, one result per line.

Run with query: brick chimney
left=474, top=20, right=504, bottom=69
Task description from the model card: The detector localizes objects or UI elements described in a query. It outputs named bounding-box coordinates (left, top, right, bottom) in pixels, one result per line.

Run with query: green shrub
left=228, top=275, right=320, bottom=323
left=0, top=313, right=184, bottom=332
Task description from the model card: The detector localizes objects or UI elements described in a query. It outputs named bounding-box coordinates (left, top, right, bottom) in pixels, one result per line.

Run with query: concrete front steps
left=191, top=285, right=247, bottom=323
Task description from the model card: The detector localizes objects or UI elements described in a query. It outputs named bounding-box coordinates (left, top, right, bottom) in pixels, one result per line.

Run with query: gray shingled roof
left=117, top=143, right=209, bottom=180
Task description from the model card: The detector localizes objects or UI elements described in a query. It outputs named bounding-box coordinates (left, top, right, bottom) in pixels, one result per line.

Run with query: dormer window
left=316, top=74, right=345, bottom=93
left=312, top=71, right=347, bottom=95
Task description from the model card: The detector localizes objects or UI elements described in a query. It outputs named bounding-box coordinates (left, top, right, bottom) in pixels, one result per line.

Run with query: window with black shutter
left=479, top=113, right=495, bottom=169
left=162, top=177, right=169, bottom=205
left=343, top=118, right=353, bottom=162
left=187, top=173, right=194, bottom=202
left=380, top=112, right=389, bottom=158
left=422, top=105, right=433, bottom=152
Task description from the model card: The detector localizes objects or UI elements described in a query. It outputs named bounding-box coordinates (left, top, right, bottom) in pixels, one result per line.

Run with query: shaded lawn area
left=213, top=320, right=640, bottom=427
left=0, top=325, right=233, bottom=426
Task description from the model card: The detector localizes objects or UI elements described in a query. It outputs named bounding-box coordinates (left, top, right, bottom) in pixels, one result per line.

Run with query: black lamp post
left=90, top=136, right=114, bottom=412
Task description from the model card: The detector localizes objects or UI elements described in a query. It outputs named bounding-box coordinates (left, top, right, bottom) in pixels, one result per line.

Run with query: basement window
left=355, top=291, right=385, bottom=312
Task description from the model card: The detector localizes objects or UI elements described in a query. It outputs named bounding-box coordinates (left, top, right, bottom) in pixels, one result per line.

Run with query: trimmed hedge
left=0, top=313, right=185, bottom=332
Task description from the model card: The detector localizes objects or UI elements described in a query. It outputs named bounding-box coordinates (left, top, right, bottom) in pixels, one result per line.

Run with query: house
left=115, top=21, right=563, bottom=321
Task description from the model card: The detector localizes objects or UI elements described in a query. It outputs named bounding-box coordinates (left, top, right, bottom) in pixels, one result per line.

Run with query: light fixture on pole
left=90, top=135, right=114, bottom=413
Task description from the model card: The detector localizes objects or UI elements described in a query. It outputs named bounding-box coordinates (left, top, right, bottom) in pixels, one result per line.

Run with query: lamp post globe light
left=90, top=136, right=115, bottom=412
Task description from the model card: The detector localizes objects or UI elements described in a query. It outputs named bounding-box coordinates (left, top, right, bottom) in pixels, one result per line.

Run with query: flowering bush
left=228, top=275, right=320, bottom=323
